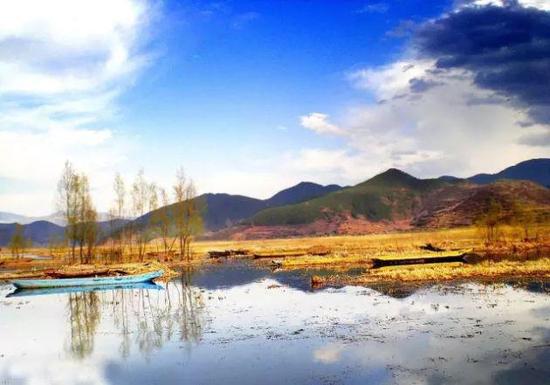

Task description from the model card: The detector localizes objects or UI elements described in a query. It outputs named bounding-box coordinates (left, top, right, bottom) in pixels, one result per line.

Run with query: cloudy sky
left=0, top=0, right=549, bottom=215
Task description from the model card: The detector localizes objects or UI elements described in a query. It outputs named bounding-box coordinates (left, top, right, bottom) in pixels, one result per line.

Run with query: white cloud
left=297, top=54, right=548, bottom=182
left=345, top=58, right=548, bottom=177
left=0, top=0, right=156, bottom=215
left=300, top=112, right=343, bottom=135
left=0, top=0, right=150, bottom=95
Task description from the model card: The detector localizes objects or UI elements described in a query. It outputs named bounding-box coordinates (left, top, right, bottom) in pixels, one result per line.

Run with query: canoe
left=370, top=252, right=481, bottom=268
left=7, top=282, right=164, bottom=298
left=10, top=270, right=163, bottom=289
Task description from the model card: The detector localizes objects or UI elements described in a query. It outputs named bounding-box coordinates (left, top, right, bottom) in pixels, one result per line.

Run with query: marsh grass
left=1, top=225, right=548, bottom=284
left=312, top=258, right=550, bottom=287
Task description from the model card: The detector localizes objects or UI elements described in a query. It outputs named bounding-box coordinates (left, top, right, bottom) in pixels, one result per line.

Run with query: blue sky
left=118, top=0, right=447, bottom=180
left=0, top=0, right=549, bottom=215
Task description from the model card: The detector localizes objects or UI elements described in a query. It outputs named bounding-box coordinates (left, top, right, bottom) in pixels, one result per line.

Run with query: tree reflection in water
left=66, top=292, right=101, bottom=359
left=64, top=270, right=205, bottom=360
left=173, top=269, right=204, bottom=346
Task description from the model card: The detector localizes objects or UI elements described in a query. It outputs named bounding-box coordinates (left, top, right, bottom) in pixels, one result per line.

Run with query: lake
left=1, top=262, right=549, bottom=385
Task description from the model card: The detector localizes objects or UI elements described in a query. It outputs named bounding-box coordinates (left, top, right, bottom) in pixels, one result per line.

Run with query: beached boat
left=10, top=270, right=163, bottom=289
left=7, top=282, right=163, bottom=297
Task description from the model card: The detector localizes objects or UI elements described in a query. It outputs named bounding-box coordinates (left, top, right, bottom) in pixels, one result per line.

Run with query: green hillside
left=251, top=169, right=456, bottom=226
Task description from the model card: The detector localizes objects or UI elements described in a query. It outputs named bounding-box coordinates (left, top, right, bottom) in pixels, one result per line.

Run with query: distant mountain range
left=0, top=211, right=115, bottom=226
left=0, top=221, right=64, bottom=248
left=468, top=158, right=550, bottom=187
left=0, top=158, right=548, bottom=245
left=0, top=212, right=66, bottom=226
left=240, top=168, right=549, bottom=239
left=130, top=181, right=343, bottom=232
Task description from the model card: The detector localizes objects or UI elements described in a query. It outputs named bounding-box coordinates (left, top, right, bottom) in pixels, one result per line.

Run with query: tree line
left=57, top=161, right=203, bottom=264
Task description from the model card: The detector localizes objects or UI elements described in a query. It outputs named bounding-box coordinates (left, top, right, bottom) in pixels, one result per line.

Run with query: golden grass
left=2, top=225, right=548, bottom=285
left=313, top=258, right=550, bottom=287
left=197, top=225, right=548, bottom=267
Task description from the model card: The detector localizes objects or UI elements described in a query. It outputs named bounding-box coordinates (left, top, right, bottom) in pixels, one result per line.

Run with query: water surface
left=0, top=262, right=548, bottom=385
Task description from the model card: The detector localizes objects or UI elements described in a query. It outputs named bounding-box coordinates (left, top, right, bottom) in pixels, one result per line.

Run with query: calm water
left=0, top=262, right=549, bottom=385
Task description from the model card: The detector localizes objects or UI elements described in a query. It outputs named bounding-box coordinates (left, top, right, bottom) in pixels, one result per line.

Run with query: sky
left=0, top=0, right=549, bottom=216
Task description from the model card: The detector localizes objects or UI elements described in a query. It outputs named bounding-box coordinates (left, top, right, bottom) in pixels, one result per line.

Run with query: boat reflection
left=7, top=282, right=163, bottom=297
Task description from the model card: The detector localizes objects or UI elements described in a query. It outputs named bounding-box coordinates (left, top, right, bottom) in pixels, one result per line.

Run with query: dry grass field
left=1, top=225, right=549, bottom=285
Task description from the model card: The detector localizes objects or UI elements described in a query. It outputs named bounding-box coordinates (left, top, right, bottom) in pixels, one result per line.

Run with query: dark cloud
left=414, top=4, right=550, bottom=124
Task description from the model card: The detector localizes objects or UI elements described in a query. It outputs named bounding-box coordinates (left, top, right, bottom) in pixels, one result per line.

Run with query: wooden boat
left=371, top=252, right=481, bottom=268
left=10, top=270, right=163, bottom=289
left=7, top=282, right=163, bottom=297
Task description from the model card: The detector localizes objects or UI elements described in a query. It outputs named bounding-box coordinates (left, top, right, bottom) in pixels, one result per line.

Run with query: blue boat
left=7, top=282, right=164, bottom=297
left=10, top=270, right=164, bottom=289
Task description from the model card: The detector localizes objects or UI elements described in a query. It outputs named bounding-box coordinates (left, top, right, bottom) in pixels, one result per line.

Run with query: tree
left=156, top=187, right=176, bottom=258
left=74, top=174, right=98, bottom=264
left=476, top=198, right=504, bottom=244
left=56, top=162, right=98, bottom=264
left=81, top=180, right=98, bottom=263
left=145, top=182, right=159, bottom=252
left=512, top=201, right=537, bottom=241
left=173, top=168, right=203, bottom=261
left=113, top=173, right=127, bottom=259
left=9, top=224, right=28, bottom=259
left=131, top=169, right=149, bottom=261
left=57, top=161, right=79, bottom=262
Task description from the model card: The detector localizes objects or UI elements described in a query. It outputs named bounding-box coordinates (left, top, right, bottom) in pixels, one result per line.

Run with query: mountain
left=0, top=212, right=33, bottom=225
left=250, top=169, right=452, bottom=227
left=0, top=181, right=342, bottom=245
left=233, top=168, right=550, bottom=239
left=0, top=219, right=130, bottom=247
left=128, top=182, right=342, bottom=232
left=0, top=221, right=65, bottom=247
left=200, top=193, right=266, bottom=230
left=264, top=182, right=342, bottom=207
left=0, top=211, right=116, bottom=226
left=413, top=180, right=550, bottom=228
left=468, top=158, right=550, bottom=187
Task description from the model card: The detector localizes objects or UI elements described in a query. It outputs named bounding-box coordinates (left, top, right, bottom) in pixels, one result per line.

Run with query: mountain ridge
left=0, top=158, right=548, bottom=245
left=468, top=158, right=550, bottom=187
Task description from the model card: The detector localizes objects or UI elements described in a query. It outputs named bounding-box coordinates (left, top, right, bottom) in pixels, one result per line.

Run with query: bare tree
left=57, top=161, right=79, bottom=262
left=132, top=169, right=149, bottom=261
left=75, top=174, right=97, bottom=264
left=57, top=162, right=98, bottom=264
left=113, top=173, right=126, bottom=260
left=476, top=198, right=504, bottom=244
left=146, top=182, right=159, bottom=252
left=512, top=201, right=537, bottom=241
left=173, top=168, right=203, bottom=261
left=9, top=224, right=29, bottom=259
left=156, top=187, right=176, bottom=258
